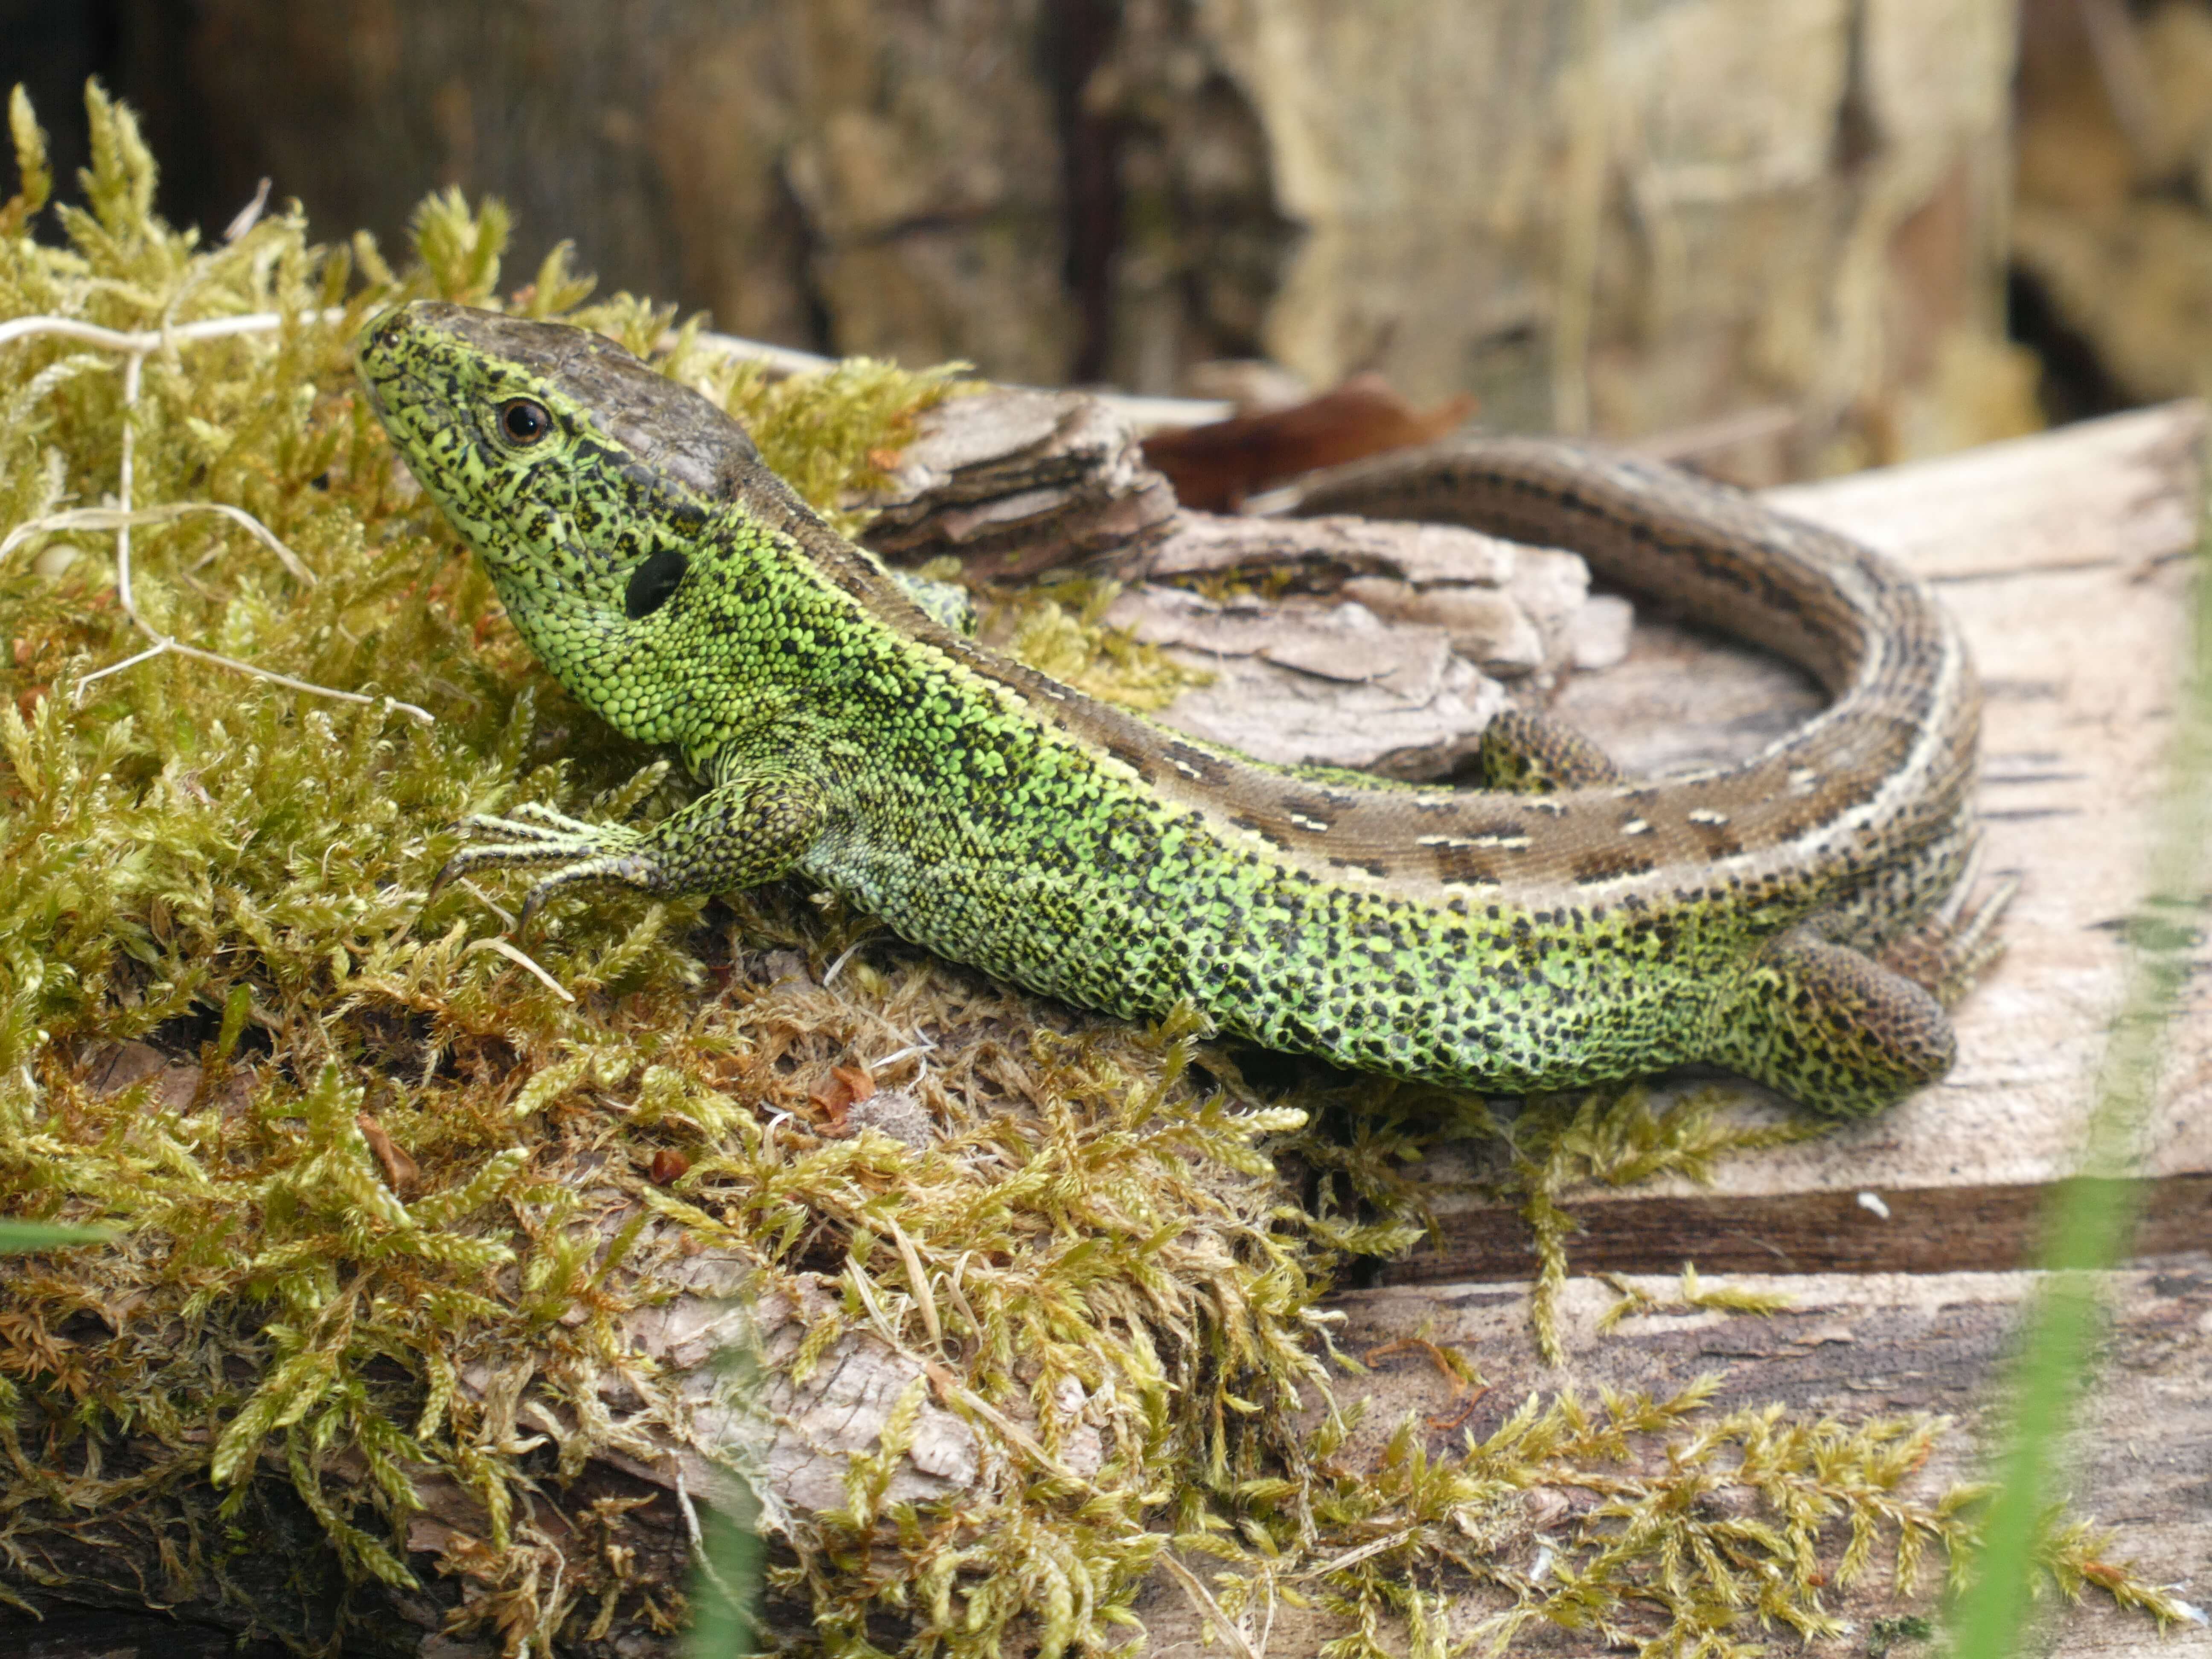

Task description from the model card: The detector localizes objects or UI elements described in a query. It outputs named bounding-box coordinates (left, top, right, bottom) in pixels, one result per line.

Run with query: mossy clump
left=985, top=573, right=1214, bottom=713
left=0, top=84, right=2191, bottom=1659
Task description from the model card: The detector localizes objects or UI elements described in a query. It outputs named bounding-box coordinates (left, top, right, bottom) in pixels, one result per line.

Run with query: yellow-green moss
left=986, top=574, right=1214, bottom=713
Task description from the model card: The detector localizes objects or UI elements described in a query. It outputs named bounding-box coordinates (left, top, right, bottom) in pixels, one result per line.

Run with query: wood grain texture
left=1133, top=1264, right=2212, bottom=1656
left=1377, top=1173, right=2212, bottom=1284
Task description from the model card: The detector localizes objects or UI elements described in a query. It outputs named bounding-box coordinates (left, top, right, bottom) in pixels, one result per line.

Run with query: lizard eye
left=497, top=398, right=552, bottom=445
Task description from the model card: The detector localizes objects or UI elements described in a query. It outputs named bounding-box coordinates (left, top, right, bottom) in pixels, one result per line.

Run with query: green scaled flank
left=358, top=301, right=2001, bottom=1116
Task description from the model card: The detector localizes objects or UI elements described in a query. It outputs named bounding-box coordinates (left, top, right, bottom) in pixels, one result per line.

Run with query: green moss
left=984, top=574, right=1214, bottom=712
left=1477, top=1086, right=1825, bottom=1364
left=0, top=83, right=2189, bottom=1659
left=1596, top=1263, right=1797, bottom=1334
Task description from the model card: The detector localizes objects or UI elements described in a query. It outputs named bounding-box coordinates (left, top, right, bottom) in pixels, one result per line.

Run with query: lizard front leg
left=437, top=761, right=827, bottom=932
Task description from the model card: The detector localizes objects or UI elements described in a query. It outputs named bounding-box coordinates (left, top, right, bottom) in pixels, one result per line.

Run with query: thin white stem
left=1291, top=1526, right=1421, bottom=1581
left=1156, top=1553, right=1267, bottom=1659
left=673, top=1468, right=746, bottom=1612
left=821, top=937, right=869, bottom=986
left=0, top=502, right=315, bottom=584
left=1, top=311, right=432, bottom=725
left=73, top=639, right=172, bottom=691
left=539, top=1551, right=565, bottom=1659
left=0, top=309, right=344, bottom=354
left=116, top=348, right=142, bottom=609
left=465, top=937, right=576, bottom=1003
left=456, top=876, right=518, bottom=931
left=871, top=1038, right=936, bottom=1071
left=83, top=634, right=432, bottom=722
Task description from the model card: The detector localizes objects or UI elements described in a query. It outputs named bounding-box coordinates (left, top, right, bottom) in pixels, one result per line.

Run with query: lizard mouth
left=354, top=313, right=459, bottom=454
left=355, top=308, right=436, bottom=401
left=352, top=318, right=403, bottom=422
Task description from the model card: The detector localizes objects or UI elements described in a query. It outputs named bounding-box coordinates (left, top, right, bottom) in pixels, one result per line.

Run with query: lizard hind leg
left=1801, top=818, right=2015, bottom=1005
left=1874, top=845, right=2018, bottom=1010
left=1475, top=705, right=1624, bottom=792
left=1706, top=927, right=1958, bottom=1118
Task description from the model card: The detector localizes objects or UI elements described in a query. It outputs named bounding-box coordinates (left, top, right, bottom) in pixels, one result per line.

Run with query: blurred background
left=1, top=0, right=2200, bottom=483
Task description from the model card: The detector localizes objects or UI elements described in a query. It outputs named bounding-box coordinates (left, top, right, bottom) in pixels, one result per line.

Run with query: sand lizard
left=357, top=301, right=2003, bottom=1116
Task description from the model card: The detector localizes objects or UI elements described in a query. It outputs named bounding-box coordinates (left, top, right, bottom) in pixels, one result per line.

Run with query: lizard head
left=355, top=300, right=764, bottom=626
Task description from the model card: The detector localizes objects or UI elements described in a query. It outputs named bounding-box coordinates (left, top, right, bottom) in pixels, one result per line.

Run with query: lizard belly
left=801, top=790, right=1728, bottom=1094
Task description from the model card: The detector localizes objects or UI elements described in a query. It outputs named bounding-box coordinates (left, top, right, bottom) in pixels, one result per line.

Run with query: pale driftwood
left=1099, top=587, right=1511, bottom=776
left=856, top=387, right=1178, bottom=579
left=1090, top=511, right=1598, bottom=774
left=1120, top=510, right=1595, bottom=675
left=862, top=380, right=1621, bottom=779
left=1130, top=1266, right=2212, bottom=1657
left=861, top=387, right=1607, bottom=776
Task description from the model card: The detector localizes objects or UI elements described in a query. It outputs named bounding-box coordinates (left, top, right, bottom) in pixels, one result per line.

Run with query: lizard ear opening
left=625, top=547, right=689, bottom=620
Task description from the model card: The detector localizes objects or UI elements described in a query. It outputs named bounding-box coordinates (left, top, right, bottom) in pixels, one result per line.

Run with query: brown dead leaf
left=809, top=1064, right=877, bottom=1134
left=1142, top=372, right=1477, bottom=511
left=355, top=1112, right=420, bottom=1196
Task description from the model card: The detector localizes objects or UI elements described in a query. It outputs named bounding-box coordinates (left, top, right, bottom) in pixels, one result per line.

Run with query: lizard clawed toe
left=1877, top=867, right=2021, bottom=1008
left=429, top=809, right=651, bottom=917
